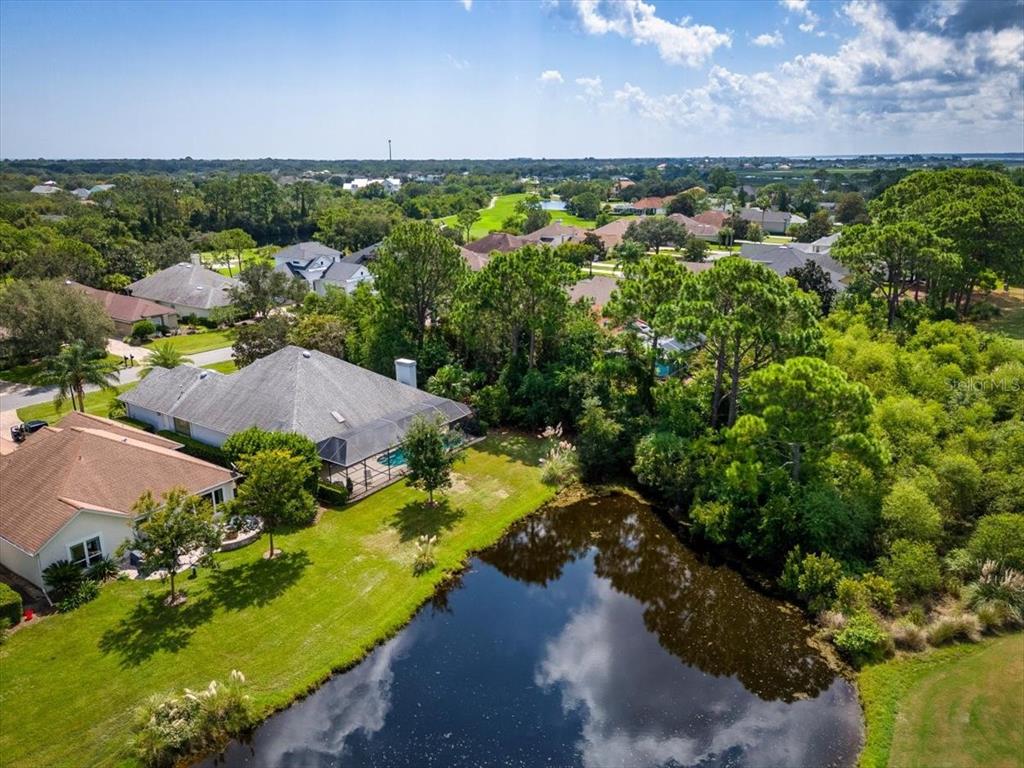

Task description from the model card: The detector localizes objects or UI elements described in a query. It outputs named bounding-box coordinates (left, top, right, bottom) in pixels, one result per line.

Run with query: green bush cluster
left=834, top=613, right=892, bottom=667
left=0, top=582, right=23, bottom=626
left=316, top=482, right=350, bottom=507
left=130, top=670, right=252, bottom=768
left=156, top=431, right=230, bottom=467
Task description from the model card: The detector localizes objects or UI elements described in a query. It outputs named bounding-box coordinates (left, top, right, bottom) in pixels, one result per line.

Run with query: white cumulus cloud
left=752, top=30, right=784, bottom=47
left=539, top=69, right=564, bottom=83
left=460, top=0, right=473, bottom=10
left=575, top=75, right=604, bottom=98
left=781, top=0, right=819, bottom=31
left=573, top=0, right=731, bottom=67
left=606, top=0, right=1024, bottom=143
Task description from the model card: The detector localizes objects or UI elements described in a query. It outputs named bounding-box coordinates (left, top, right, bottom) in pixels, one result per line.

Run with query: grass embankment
left=858, top=633, right=1024, bottom=768
left=0, top=354, right=122, bottom=385
left=202, top=359, right=237, bottom=374
left=16, top=382, right=137, bottom=423
left=143, top=329, right=234, bottom=355
left=0, top=434, right=554, bottom=768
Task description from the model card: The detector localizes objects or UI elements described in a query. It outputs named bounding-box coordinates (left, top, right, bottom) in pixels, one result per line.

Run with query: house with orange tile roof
left=0, top=413, right=235, bottom=591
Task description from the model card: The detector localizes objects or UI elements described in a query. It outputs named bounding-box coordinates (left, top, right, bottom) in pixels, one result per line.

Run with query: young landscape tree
left=209, top=228, right=257, bottom=277
left=229, top=262, right=307, bottom=318
left=624, top=217, right=686, bottom=253
left=126, top=488, right=223, bottom=605
left=35, top=340, right=119, bottom=412
left=455, top=207, right=480, bottom=241
left=231, top=449, right=317, bottom=558
left=403, top=416, right=460, bottom=506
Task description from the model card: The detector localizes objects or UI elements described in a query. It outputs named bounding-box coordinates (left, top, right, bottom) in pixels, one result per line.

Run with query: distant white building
left=30, top=181, right=61, bottom=195
left=342, top=177, right=402, bottom=194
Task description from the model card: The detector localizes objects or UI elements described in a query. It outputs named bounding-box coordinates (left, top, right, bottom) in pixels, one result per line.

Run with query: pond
left=540, top=200, right=567, bottom=211
left=205, top=494, right=862, bottom=768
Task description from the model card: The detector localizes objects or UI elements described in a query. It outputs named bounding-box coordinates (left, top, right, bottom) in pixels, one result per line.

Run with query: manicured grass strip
left=202, top=359, right=237, bottom=374
left=0, top=435, right=554, bottom=768
left=858, top=633, right=1024, bottom=768
left=15, top=382, right=137, bottom=423
left=142, top=329, right=234, bottom=355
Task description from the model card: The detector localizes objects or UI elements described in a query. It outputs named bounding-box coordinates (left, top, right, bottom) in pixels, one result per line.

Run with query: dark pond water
left=206, top=494, right=862, bottom=768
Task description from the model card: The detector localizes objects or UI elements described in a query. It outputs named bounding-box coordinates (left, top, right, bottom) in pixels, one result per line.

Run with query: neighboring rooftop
left=694, top=210, right=728, bottom=229
left=0, top=421, right=232, bottom=554
left=591, top=217, right=633, bottom=249
left=464, top=232, right=529, bottom=254
left=739, top=243, right=849, bottom=290
left=459, top=246, right=491, bottom=272
left=127, top=261, right=238, bottom=310
left=668, top=213, right=719, bottom=239
left=68, top=281, right=175, bottom=325
left=120, top=346, right=472, bottom=467
left=569, top=275, right=618, bottom=310
left=522, top=221, right=586, bottom=244
left=274, top=242, right=343, bottom=285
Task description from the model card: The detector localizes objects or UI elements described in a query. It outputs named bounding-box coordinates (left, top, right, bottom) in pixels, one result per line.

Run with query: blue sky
left=1, top=0, right=1022, bottom=158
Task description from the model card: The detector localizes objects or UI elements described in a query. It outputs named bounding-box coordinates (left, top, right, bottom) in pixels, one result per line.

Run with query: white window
left=68, top=535, right=104, bottom=568
left=205, top=487, right=225, bottom=506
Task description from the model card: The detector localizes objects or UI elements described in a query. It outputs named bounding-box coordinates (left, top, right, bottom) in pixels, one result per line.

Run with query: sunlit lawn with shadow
left=0, top=435, right=553, bottom=768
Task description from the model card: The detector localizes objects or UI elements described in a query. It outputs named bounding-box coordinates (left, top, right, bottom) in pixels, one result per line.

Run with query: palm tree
left=35, top=341, right=119, bottom=412
left=139, top=341, right=193, bottom=378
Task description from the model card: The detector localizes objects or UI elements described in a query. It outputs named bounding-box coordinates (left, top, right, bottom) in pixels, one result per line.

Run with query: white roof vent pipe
left=395, top=358, right=417, bottom=388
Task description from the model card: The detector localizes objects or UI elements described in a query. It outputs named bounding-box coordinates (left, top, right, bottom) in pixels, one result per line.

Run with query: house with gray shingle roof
left=740, top=243, right=849, bottom=291
left=127, top=258, right=238, bottom=318
left=315, top=259, right=372, bottom=295
left=120, top=346, right=473, bottom=495
left=273, top=241, right=344, bottom=287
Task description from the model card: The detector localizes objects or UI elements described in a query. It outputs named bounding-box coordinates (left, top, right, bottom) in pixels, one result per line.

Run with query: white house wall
left=126, top=403, right=172, bottom=432
left=188, top=423, right=230, bottom=447
left=0, top=538, right=40, bottom=588
left=37, top=511, right=134, bottom=578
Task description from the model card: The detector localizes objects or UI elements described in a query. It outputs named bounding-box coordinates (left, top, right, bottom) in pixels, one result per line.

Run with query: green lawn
left=0, top=354, right=122, bottom=385
left=763, top=234, right=795, bottom=244
left=858, top=633, right=1024, bottom=768
left=203, top=245, right=278, bottom=277
left=16, top=382, right=137, bottom=423
left=202, top=359, right=237, bottom=374
left=0, top=434, right=555, bottom=768
left=143, top=329, right=235, bottom=355
left=976, top=287, right=1024, bottom=340
left=440, top=193, right=608, bottom=239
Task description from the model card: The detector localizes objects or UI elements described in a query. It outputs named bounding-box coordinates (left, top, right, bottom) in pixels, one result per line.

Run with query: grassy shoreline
left=857, top=633, right=1024, bottom=768
left=0, top=434, right=556, bottom=767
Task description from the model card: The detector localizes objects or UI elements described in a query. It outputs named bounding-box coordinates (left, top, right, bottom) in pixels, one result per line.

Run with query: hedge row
left=317, top=482, right=350, bottom=507
left=0, top=582, right=23, bottom=626
left=156, top=431, right=232, bottom=468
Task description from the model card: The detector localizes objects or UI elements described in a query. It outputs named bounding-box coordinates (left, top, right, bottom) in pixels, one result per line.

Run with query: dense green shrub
left=968, top=513, right=1024, bottom=570
left=223, top=427, right=320, bottom=493
left=882, top=539, right=942, bottom=600
left=42, top=559, right=84, bottom=602
left=157, top=431, right=230, bottom=467
left=86, top=557, right=119, bottom=582
left=834, top=613, right=892, bottom=666
left=0, top=582, right=22, bottom=626
left=317, top=482, right=349, bottom=507
left=131, top=319, right=157, bottom=341
left=880, top=479, right=942, bottom=543
left=56, top=579, right=99, bottom=613
left=781, top=549, right=843, bottom=613
left=130, top=670, right=252, bottom=768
